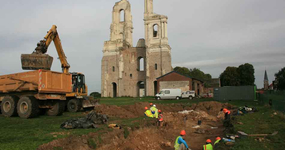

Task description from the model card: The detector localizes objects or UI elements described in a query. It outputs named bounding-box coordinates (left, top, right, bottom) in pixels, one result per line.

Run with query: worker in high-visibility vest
left=214, top=137, right=221, bottom=148
left=144, top=107, right=153, bottom=118
left=203, top=139, right=213, bottom=150
left=174, top=130, right=190, bottom=150
left=150, top=104, right=158, bottom=118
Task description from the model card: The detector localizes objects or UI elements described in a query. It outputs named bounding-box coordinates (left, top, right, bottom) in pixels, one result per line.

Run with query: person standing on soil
left=157, top=110, right=163, bottom=126
left=221, top=108, right=231, bottom=127
left=144, top=107, right=153, bottom=118
left=203, top=139, right=213, bottom=150
left=174, top=130, right=191, bottom=150
left=222, top=108, right=231, bottom=120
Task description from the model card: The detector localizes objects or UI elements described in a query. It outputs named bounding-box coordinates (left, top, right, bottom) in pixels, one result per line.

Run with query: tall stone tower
left=101, top=0, right=172, bottom=97
left=264, top=70, right=269, bottom=90
left=101, top=0, right=134, bottom=97
left=144, top=0, right=172, bottom=96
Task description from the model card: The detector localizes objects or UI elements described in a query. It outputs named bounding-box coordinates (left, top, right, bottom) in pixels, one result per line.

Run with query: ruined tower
left=144, top=0, right=172, bottom=96
left=264, top=70, right=269, bottom=90
left=101, top=0, right=172, bottom=97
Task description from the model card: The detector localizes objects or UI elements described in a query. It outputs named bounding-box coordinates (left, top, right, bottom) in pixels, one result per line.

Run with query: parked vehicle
left=181, top=91, right=195, bottom=99
left=155, top=89, right=182, bottom=100
left=0, top=70, right=71, bottom=118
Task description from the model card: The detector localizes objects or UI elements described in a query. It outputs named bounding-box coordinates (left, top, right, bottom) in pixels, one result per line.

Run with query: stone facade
left=101, top=0, right=172, bottom=97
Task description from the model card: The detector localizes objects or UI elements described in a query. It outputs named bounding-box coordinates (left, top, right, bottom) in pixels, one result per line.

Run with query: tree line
left=220, top=63, right=255, bottom=86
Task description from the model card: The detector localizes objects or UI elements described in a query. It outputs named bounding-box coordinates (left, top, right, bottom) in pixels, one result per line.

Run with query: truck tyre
left=46, top=101, right=65, bottom=116
left=189, top=96, right=193, bottom=100
left=17, top=96, right=39, bottom=119
left=176, top=97, right=180, bottom=100
left=67, top=99, right=82, bottom=112
left=1, top=96, right=19, bottom=117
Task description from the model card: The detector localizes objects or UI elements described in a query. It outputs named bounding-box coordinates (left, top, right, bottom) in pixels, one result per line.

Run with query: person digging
left=214, top=137, right=221, bottom=148
left=144, top=107, right=153, bottom=118
left=174, top=130, right=191, bottom=150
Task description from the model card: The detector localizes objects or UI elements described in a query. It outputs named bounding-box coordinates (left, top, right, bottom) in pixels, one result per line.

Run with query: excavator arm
left=21, top=25, right=70, bottom=73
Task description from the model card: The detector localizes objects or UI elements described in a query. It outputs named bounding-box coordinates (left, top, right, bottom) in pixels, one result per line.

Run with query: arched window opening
left=120, top=9, right=125, bottom=22
left=155, top=63, right=158, bottom=70
left=153, top=24, right=158, bottom=37
left=113, top=66, right=115, bottom=72
left=138, top=57, right=145, bottom=71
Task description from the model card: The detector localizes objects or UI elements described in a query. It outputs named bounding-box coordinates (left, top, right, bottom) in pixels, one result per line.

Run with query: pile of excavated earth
left=38, top=101, right=233, bottom=150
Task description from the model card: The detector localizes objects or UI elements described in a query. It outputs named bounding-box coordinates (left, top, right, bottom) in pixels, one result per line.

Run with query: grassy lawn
left=99, top=97, right=214, bottom=105
left=0, top=97, right=284, bottom=150
left=230, top=107, right=285, bottom=150
left=0, top=112, right=100, bottom=150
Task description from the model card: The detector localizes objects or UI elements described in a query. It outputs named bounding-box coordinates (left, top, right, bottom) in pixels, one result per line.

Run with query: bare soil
left=38, top=101, right=233, bottom=150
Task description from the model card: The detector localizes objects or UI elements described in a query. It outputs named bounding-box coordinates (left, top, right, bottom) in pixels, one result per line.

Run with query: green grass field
left=0, top=97, right=284, bottom=150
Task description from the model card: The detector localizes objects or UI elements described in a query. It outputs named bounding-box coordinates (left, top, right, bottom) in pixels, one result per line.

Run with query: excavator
left=21, top=25, right=97, bottom=112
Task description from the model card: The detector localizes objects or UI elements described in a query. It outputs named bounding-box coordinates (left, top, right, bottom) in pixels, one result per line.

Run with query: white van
left=155, top=89, right=182, bottom=100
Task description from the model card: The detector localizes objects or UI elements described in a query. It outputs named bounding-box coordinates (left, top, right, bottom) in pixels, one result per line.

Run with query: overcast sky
left=0, top=0, right=284, bottom=93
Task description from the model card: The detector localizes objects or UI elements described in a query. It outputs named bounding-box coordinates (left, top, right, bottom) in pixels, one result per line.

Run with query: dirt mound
left=39, top=101, right=230, bottom=150
left=97, top=128, right=170, bottom=150
left=95, top=104, right=137, bottom=118
left=38, top=135, right=92, bottom=150
left=191, top=101, right=233, bottom=116
left=95, top=102, right=192, bottom=119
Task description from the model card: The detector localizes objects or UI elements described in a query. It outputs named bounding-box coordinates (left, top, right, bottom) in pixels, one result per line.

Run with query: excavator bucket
left=82, top=96, right=100, bottom=108
left=21, top=54, right=53, bottom=70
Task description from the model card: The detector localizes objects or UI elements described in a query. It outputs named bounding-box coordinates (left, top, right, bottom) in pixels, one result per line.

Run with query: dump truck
left=0, top=25, right=97, bottom=118
left=0, top=70, right=71, bottom=118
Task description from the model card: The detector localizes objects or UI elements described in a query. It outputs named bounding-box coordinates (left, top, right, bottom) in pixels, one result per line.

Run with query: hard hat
left=145, top=107, right=148, bottom=110
left=223, top=108, right=228, bottom=113
left=153, top=104, right=156, bottom=107
left=216, top=137, right=221, bottom=140
left=180, top=130, right=186, bottom=136
left=158, top=110, right=162, bottom=113
left=150, top=103, right=153, bottom=106
left=206, top=139, right=212, bottom=143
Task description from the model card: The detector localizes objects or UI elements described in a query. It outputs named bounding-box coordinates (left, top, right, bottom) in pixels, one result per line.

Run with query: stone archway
left=112, top=82, right=117, bottom=98
left=137, top=81, right=145, bottom=97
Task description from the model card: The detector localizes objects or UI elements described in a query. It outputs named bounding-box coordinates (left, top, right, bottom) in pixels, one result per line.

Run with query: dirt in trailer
left=38, top=101, right=233, bottom=150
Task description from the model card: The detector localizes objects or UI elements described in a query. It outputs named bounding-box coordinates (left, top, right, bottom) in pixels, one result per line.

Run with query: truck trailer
left=0, top=70, right=72, bottom=118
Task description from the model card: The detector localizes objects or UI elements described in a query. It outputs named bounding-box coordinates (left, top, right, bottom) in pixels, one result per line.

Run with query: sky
left=0, top=0, right=284, bottom=93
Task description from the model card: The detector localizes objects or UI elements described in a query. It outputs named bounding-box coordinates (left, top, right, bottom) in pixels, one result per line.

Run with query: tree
left=174, top=66, right=190, bottom=76
left=275, top=67, right=285, bottom=90
left=174, top=66, right=212, bottom=87
left=90, top=92, right=101, bottom=98
left=237, top=63, right=255, bottom=86
left=220, top=67, right=240, bottom=86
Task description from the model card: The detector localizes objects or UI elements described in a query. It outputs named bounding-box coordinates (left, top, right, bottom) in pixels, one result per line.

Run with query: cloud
left=0, top=0, right=284, bottom=93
